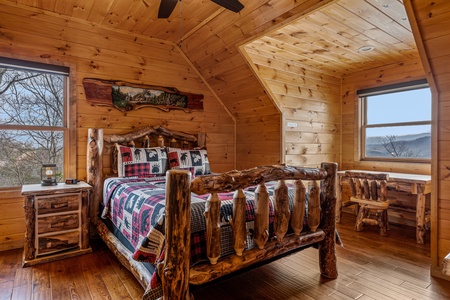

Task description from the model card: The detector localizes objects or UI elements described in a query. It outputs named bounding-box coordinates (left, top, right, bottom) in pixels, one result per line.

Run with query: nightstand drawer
left=37, top=231, right=79, bottom=256
left=37, top=213, right=79, bottom=234
left=22, top=181, right=92, bottom=266
left=37, top=194, right=80, bottom=215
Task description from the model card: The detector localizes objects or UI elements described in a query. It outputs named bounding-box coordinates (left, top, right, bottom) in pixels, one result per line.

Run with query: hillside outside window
left=359, top=79, right=431, bottom=163
left=0, top=57, right=70, bottom=188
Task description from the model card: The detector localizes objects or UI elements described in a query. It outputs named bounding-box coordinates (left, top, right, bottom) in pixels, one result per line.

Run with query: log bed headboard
left=86, top=125, right=206, bottom=229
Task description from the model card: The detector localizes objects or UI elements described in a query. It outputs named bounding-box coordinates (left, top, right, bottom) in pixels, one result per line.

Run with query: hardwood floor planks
left=399, top=281, right=445, bottom=299
left=10, top=285, right=32, bottom=300
left=31, top=263, right=51, bottom=300
left=66, top=258, right=94, bottom=300
left=102, top=273, right=134, bottom=300
left=0, top=280, right=13, bottom=300
left=13, top=265, right=32, bottom=288
left=0, top=212, right=449, bottom=299
left=346, top=281, right=398, bottom=300
left=50, top=272, right=72, bottom=300
left=0, top=249, right=19, bottom=286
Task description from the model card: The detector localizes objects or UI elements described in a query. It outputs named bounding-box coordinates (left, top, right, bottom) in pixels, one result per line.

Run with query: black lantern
left=41, top=163, right=58, bottom=186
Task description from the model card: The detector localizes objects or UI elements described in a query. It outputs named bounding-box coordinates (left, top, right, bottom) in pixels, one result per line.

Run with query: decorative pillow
left=115, top=144, right=168, bottom=178
left=167, top=147, right=211, bottom=176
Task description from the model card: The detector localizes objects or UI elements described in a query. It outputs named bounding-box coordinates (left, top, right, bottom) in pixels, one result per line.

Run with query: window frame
left=0, top=57, right=76, bottom=188
left=359, top=79, right=431, bottom=163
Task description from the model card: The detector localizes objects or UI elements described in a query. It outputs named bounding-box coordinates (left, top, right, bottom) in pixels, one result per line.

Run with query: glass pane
left=0, top=130, right=64, bottom=187
left=365, top=125, right=431, bottom=159
left=0, top=68, right=64, bottom=127
left=366, top=88, right=431, bottom=125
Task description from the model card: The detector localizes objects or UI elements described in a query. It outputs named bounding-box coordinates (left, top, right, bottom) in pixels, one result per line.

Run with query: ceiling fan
left=158, top=0, right=245, bottom=18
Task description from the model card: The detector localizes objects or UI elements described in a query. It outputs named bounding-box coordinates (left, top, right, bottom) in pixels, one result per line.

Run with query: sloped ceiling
left=5, top=0, right=419, bottom=76
left=3, top=0, right=419, bottom=109
left=3, top=1, right=335, bottom=117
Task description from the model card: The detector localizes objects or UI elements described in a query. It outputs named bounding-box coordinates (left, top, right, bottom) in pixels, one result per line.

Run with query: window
left=359, top=79, right=431, bottom=162
left=0, top=58, right=70, bottom=187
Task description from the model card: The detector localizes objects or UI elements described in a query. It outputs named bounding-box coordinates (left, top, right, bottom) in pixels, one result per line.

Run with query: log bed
left=86, top=125, right=338, bottom=299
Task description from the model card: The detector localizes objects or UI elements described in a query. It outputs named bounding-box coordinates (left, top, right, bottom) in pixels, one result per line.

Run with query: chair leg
left=378, top=210, right=388, bottom=237
left=353, top=203, right=359, bottom=216
left=355, top=206, right=368, bottom=232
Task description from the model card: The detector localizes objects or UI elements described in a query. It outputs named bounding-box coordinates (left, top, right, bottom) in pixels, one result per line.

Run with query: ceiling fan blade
left=158, top=0, right=178, bottom=18
left=211, top=0, right=244, bottom=13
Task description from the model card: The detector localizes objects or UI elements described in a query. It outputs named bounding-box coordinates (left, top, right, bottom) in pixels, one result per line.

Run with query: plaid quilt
left=101, top=177, right=322, bottom=300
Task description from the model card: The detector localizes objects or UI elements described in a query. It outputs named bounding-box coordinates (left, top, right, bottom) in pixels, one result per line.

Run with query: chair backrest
left=344, top=171, right=389, bottom=202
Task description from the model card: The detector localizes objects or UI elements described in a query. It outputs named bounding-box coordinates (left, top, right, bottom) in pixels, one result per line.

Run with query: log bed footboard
left=86, top=127, right=338, bottom=300
left=161, top=163, right=338, bottom=299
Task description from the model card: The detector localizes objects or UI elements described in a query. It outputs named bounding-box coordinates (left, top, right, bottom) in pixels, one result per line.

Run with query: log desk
left=336, top=170, right=431, bottom=244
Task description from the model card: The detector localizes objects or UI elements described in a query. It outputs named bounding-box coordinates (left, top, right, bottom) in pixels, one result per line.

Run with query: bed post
left=86, top=128, right=103, bottom=235
left=159, top=169, right=192, bottom=300
left=318, top=162, right=338, bottom=279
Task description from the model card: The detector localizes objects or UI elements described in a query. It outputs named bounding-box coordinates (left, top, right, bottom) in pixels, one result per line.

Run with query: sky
left=366, top=87, right=431, bottom=137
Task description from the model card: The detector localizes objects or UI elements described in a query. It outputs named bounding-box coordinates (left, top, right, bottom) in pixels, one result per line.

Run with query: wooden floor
left=1, top=213, right=450, bottom=300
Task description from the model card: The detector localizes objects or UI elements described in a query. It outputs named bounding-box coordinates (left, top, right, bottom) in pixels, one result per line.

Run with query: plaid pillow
left=167, top=147, right=211, bottom=176
left=116, top=144, right=168, bottom=178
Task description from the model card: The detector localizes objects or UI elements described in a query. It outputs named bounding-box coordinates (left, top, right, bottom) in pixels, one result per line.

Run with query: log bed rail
left=86, top=126, right=338, bottom=300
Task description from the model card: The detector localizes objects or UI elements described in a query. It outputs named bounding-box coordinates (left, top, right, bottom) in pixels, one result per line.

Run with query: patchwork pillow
left=115, top=144, right=168, bottom=178
left=167, top=147, right=210, bottom=176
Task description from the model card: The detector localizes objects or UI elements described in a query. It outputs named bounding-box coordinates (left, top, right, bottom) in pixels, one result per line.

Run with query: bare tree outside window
left=376, top=135, right=422, bottom=158
left=0, top=67, right=66, bottom=187
left=359, top=81, right=431, bottom=162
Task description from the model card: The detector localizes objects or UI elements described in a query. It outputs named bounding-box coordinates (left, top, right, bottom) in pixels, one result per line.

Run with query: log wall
left=181, top=0, right=336, bottom=169
left=243, top=52, right=341, bottom=168
left=0, top=189, right=25, bottom=250
left=406, top=0, right=450, bottom=277
left=183, top=18, right=282, bottom=170
left=0, top=2, right=235, bottom=178
left=0, top=2, right=234, bottom=250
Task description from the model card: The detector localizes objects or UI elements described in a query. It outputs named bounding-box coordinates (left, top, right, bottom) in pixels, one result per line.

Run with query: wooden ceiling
left=7, top=0, right=419, bottom=77
left=8, top=0, right=244, bottom=43
left=244, top=0, right=420, bottom=77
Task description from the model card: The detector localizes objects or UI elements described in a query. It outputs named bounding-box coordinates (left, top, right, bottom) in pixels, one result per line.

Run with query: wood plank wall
left=182, top=3, right=282, bottom=170
left=242, top=51, right=341, bottom=168
left=0, top=3, right=236, bottom=174
left=0, top=2, right=235, bottom=251
left=0, top=189, right=25, bottom=250
left=341, top=59, right=429, bottom=174
left=407, top=0, right=450, bottom=276
left=181, top=0, right=334, bottom=170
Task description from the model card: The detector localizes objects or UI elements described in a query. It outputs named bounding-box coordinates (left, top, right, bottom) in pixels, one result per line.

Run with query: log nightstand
left=21, top=181, right=92, bottom=267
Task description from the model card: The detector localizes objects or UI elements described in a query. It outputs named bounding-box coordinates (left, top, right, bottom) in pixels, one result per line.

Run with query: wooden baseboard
left=443, top=253, right=450, bottom=276
left=431, top=264, right=450, bottom=281
left=0, top=237, right=25, bottom=251
left=22, top=247, right=92, bottom=267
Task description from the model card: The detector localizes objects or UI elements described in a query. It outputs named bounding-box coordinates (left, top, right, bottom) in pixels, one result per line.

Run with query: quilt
left=101, top=177, right=328, bottom=299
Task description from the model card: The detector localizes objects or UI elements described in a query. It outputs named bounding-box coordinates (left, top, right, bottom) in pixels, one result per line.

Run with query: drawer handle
left=51, top=202, right=70, bottom=209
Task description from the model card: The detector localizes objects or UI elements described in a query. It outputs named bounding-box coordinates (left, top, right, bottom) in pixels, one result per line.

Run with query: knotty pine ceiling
left=8, top=0, right=418, bottom=77
left=244, top=0, right=419, bottom=77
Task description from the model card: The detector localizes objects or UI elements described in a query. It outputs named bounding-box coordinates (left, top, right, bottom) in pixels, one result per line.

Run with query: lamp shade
left=41, top=163, right=57, bottom=186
